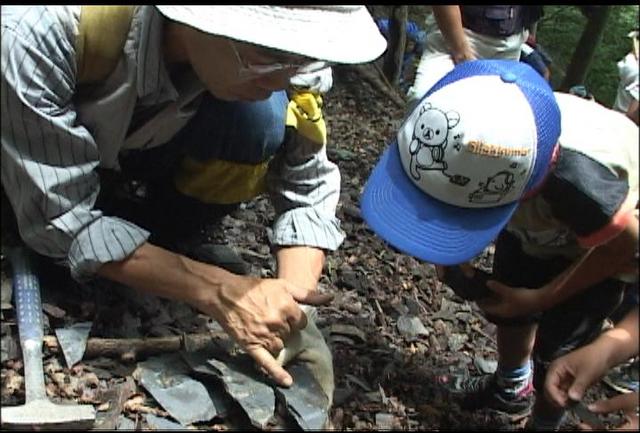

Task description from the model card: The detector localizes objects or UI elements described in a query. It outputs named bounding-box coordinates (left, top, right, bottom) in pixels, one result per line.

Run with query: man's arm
left=275, top=246, right=332, bottom=303
left=1, top=10, right=150, bottom=279
left=267, top=75, right=345, bottom=293
left=97, top=241, right=312, bottom=387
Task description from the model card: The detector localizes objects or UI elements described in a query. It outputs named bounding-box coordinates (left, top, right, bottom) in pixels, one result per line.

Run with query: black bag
left=461, top=5, right=536, bottom=37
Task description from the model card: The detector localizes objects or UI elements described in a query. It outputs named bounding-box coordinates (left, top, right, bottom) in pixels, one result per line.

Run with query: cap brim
left=361, top=142, right=519, bottom=265
left=156, top=6, right=387, bottom=64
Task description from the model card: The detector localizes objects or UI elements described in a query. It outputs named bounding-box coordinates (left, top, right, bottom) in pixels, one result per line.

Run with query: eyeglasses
left=229, top=41, right=331, bottom=80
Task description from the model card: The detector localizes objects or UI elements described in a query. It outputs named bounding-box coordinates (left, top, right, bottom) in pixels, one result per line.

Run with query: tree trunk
left=560, top=6, right=611, bottom=91
left=382, top=6, right=408, bottom=87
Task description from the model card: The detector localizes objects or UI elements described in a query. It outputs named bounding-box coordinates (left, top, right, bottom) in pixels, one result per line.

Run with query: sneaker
left=146, top=182, right=250, bottom=275
left=165, top=223, right=250, bottom=276
left=602, top=357, right=639, bottom=394
left=438, top=373, right=534, bottom=418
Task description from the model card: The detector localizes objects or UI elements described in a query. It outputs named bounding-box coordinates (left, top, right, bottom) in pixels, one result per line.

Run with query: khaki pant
left=406, top=14, right=528, bottom=106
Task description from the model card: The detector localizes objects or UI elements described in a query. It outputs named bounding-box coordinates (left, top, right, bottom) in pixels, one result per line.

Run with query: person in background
left=406, top=5, right=543, bottom=107
left=613, top=29, right=639, bottom=125
left=361, top=59, right=638, bottom=430
left=569, top=85, right=596, bottom=101
left=376, top=17, right=427, bottom=92
left=520, top=32, right=552, bottom=82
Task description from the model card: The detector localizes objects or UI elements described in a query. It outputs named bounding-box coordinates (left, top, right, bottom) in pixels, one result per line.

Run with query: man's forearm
left=96, top=241, right=233, bottom=313
left=275, top=245, right=325, bottom=292
left=98, top=241, right=318, bottom=387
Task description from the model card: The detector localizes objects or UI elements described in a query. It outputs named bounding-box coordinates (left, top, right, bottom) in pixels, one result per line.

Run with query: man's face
left=180, top=25, right=317, bottom=101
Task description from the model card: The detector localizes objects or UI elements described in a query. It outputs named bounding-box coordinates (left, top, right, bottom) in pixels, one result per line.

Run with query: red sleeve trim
left=577, top=194, right=638, bottom=248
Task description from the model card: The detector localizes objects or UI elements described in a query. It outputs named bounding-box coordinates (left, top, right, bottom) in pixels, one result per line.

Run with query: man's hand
left=97, top=242, right=331, bottom=388
left=203, top=274, right=332, bottom=387
left=579, top=392, right=639, bottom=431
left=435, top=262, right=474, bottom=280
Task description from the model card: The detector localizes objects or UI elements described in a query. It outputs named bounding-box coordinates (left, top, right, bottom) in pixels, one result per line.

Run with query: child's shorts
left=487, top=230, right=626, bottom=367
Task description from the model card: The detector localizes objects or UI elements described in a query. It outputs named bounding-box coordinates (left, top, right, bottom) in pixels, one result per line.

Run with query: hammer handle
left=10, top=247, right=44, bottom=342
left=8, top=246, right=47, bottom=402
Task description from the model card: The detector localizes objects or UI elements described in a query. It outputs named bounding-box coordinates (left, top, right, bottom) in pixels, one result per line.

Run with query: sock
left=496, top=360, right=533, bottom=397
left=527, top=412, right=566, bottom=431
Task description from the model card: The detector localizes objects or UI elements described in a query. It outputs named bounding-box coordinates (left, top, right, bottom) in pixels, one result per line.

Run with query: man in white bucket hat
left=1, top=5, right=386, bottom=392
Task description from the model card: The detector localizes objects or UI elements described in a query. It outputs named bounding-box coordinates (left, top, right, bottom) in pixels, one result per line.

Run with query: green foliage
left=538, top=5, right=639, bottom=107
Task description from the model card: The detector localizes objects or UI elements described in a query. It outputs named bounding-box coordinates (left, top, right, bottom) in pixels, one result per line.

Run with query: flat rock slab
left=276, top=362, right=330, bottom=430
left=206, top=356, right=275, bottom=429
left=134, top=353, right=217, bottom=426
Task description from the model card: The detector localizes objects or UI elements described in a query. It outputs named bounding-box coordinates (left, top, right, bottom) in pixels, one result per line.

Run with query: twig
left=470, top=324, right=495, bottom=343
left=346, top=64, right=407, bottom=108
left=374, top=298, right=388, bottom=328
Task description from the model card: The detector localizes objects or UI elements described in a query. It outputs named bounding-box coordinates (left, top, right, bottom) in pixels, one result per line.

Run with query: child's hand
left=451, top=46, right=477, bottom=64
left=476, top=280, right=547, bottom=318
left=579, top=392, right=639, bottom=431
left=544, top=344, right=611, bottom=408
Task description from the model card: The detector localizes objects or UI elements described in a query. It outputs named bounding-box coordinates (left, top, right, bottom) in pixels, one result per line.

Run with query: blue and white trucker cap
left=361, top=60, right=562, bottom=265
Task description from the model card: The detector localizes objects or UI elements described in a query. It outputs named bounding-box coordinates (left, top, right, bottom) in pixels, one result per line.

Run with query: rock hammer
left=1, top=247, right=96, bottom=429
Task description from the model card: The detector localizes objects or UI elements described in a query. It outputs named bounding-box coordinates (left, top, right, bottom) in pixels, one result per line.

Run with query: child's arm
left=545, top=308, right=638, bottom=408
left=480, top=214, right=637, bottom=318
left=432, top=6, right=476, bottom=64
left=539, top=213, right=638, bottom=310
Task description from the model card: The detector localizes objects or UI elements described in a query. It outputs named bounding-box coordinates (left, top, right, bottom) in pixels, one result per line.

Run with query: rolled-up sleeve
left=1, top=13, right=148, bottom=280
left=266, top=92, right=345, bottom=251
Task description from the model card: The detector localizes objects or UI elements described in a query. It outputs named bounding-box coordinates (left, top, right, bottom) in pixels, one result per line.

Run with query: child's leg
left=497, top=324, right=537, bottom=370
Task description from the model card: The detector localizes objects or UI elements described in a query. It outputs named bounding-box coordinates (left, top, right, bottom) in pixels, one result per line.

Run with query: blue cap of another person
left=360, top=59, right=561, bottom=265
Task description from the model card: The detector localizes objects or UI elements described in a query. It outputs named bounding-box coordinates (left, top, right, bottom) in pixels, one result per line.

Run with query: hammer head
left=1, top=398, right=95, bottom=430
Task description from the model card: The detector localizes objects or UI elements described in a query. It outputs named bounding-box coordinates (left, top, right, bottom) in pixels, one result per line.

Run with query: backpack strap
left=76, top=6, right=136, bottom=84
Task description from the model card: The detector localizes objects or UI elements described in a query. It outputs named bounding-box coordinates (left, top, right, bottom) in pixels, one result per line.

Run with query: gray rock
left=134, top=353, right=217, bottom=426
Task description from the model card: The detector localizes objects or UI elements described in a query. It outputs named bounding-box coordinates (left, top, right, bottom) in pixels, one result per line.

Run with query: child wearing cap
left=406, top=6, right=542, bottom=106
left=362, top=59, right=638, bottom=429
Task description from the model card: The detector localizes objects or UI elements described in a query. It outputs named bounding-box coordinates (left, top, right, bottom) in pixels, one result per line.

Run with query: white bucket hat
left=155, top=5, right=387, bottom=64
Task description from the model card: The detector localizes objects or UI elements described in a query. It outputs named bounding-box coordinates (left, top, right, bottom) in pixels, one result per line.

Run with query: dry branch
left=43, top=331, right=229, bottom=362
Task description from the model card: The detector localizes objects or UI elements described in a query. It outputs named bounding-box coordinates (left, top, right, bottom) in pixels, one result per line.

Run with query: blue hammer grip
left=8, top=247, right=44, bottom=343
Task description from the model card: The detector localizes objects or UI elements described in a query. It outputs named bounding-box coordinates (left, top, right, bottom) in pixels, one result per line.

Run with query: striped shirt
left=1, top=5, right=345, bottom=280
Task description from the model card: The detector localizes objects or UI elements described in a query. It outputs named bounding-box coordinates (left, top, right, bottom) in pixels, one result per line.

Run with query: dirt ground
left=1, top=65, right=626, bottom=431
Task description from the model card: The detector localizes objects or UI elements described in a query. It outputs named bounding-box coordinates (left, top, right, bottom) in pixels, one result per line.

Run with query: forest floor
left=0, top=65, right=629, bottom=431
